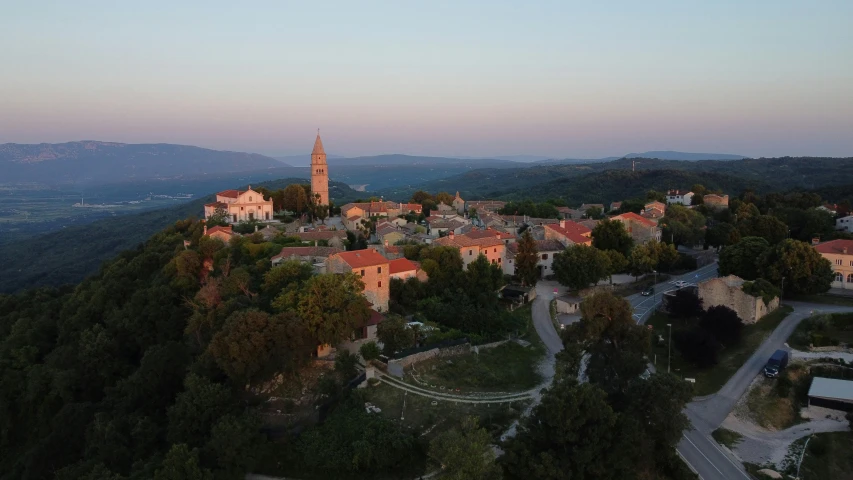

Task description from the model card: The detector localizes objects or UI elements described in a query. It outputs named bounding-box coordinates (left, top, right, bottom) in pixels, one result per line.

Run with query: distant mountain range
left=1, top=141, right=290, bottom=185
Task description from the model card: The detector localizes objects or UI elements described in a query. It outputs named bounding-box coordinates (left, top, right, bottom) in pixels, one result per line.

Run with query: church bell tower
left=310, top=132, right=329, bottom=206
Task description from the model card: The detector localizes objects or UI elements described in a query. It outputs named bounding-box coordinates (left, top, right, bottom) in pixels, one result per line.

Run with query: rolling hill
left=0, top=141, right=290, bottom=185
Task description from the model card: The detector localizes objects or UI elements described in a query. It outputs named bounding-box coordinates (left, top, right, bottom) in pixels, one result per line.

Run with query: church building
left=311, top=132, right=329, bottom=206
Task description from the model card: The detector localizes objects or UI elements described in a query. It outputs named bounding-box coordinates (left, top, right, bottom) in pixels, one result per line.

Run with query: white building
left=666, top=189, right=694, bottom=206
left=837, top=215, right=853, bottom=233
left=204, top=186, right=274, bottom=223
left=503, top=239, right=565, bottom=278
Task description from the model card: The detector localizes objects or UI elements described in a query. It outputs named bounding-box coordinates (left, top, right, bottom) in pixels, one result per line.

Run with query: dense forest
left=0, top=179, right=362, bottom=293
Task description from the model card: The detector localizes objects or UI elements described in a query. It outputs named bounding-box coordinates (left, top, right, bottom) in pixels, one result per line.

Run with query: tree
left=758, top=239, right=834, bottom=296
left=166, top=374, right=233, bottom=447
left=501, top=381, right=628, bottom=479
left=155, top=444, right=212, bottom=480
left=435, top=191, right=454, bottom=206
left=700, top=305, right=744, bottom=346
left=314, top=203, right=330, bottom=224
left=661, top=205, right=706, bottom=246
left=298, top=273, right=371, bottom=346
left=202, top=414, right=264, bottom=479
left=602, top=249, right=628, bottom=283
left=464, top=254, right=505, bottom=301
left=206, top=206, right=229, bottom=227
left=429, top=417, right=501, bottom=480
left=552, top=244, right=608, bottom=291
left=359, top=341, right=381, bottom=361
left=628, top=244, right=656, bottom=279
left=282, top=184, right=309, bottom=213
left=667, top=289, right=703, bottom=319
left=591, top=219, right=634, bottom=256
left=208, top=310, right=310, bottom=384
left=718, top=236, right=770, bottom=280
left=376, top=315, right=416, bottom=356
left=515, top=230, right=540, bottom=286
left=334, top=350, right=360, bottom=379
left=265, top=259, right=314, bottom=309
left=738, top=214, right=788, bottom=244
left=706, top=221, right=741, bottom=249
left=674, top=328, right=721, bottom=368
left=585, top=206, right=604, bottom=219
left=650, top=240, right=680, bottom=271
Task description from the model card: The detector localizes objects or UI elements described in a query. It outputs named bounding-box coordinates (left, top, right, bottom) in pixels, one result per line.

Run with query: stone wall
left=698, top=278, right=779, bottom=324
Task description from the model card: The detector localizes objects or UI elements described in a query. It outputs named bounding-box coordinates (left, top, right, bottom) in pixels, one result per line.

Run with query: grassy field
left=711, top=428, right=744, bottom=448
left=798, top=432, right=853, bottom=480
left=789, top=312, right=853, bottom=350
left=647, top=305, right=793, bottom=396
left=743, top=370, right=809, bottom=430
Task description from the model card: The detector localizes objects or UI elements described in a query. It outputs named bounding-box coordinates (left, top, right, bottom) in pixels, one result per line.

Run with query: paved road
left=678, top=301, right=853, bottom=480
left=532, top=281, right=564, bottom=356
left=628, top=262, right=720, bottom=323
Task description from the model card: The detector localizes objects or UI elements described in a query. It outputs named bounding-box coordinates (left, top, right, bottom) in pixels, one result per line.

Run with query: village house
left=611, top=212, right=662, bottom=243
left=580, top=203, right=605, bottom=214
left=503, top=239, right=564, bottom=278
left=666, top=189, right=694, bottom=206
left=837, top=216, right=853, bottom=233
left=543, top=219, right=593, bottom=247
left=814, top=239, right=853, bottom=291
left=556, top=207, right=584, bottom=220
left=702, top=194, right=729, bottom=209
left=432, top=231, right=506, bottom=269
left=465, top=227, right=516, bottom=245
left=204, top=186, right=275, bottom=223
left=697, top=275, right=779, bottom=323
left=436, top=202, right=455, bottom=214
left=325, top=250, right=390, bottom=312
left=389, top=257, right=427, bottom=282
left=375, top=221, right=407, bottom=246
left=467, top=200, right=507, bottom=213
left=609, top=201, right=622, bottom=212
left=452, top=191, right=466, bottom=213
left=294, top=230, right=346, bottom=249
left=270, top=246, right=344, bottom=273
left=204, top=225, right=239, bottom=243
left=817, top=203, right=838, bottom=215
left=425, top=215, right=468, bottom=236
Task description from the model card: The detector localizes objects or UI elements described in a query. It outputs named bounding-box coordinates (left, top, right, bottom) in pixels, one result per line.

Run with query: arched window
left=835, top=272, right=844, bottom=282
left=847, top=273, right=853, bottom=283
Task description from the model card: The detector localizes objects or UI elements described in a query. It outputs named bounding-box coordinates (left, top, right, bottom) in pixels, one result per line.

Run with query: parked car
left=763, top=349, right=789, bottom=378
left=641, top=287, right=655, bottom=296
left=673, top=280, right=688, bottom=288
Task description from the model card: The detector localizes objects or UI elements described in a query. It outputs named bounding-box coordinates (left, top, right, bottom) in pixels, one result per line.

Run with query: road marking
left=706, top=434, right=752, bottom=480
left=683, top=435, right=725, bottom=477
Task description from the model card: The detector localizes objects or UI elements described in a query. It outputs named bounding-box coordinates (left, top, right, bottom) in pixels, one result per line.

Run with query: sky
left=1, top=1, right=852, bottom=159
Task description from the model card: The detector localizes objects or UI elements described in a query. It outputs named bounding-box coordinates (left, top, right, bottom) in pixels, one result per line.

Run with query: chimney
left=812, top=237, right=820, bottom=246
left=449, top=231, right=455, bottom=239
left=384, top=239, right=388, bottom=247
left=559, top=219, right=566, bottom=229
left=844, top=247, right=849, bottom=255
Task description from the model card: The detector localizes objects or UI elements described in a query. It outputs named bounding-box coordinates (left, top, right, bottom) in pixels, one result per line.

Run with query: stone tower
left=310, top=132, right=329, bottom=206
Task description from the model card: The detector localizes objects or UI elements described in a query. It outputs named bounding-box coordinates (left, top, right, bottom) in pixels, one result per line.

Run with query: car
left=641, top=287, right=654, bottom=296
left=673, top=280, right=688, bottom=288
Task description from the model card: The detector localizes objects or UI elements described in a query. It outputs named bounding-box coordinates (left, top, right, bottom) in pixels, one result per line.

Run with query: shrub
left=808, top=437, right=828, bottom=457
left=699, top=305, right=744, bottom=346
left=668, top=289, right=703, bottom=319
left=359, top=341, right=381, bottom=361
left=674, top=327, right=721, bottom=368
left=776, top=375, right=793, bottom=398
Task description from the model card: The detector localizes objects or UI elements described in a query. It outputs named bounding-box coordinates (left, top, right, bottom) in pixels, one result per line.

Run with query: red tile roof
left=544, top=220, right=592, bottom=244
left=465, top=228, right=515, bottom=240
left=613, top=212, right=658, bottom=227
left=815, top=239, right=853, bottom=255
left=217, top=189, right=240, bottom=198
left=206, top=225, right=235, bottom=237
left=389, top=257, right=418, bottom=274
left=204, top=202, right=228, bottom=208
left=332, top=249, right=390, bottom=269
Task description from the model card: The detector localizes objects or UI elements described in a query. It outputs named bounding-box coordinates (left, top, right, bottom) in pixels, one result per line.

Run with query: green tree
left=515, top=230, right=540, bottom=286
left=376, top=315, right=416, bottom=356
left=552, top=244, right=608, bottom=291
left=585, top=206, right=604, bottom=219
left=602, top=249, right=628, bottom=283
left=706, top=221, right=741, bottom=249
left=650, top=240, right=679, bottom=271
left=334, top=349, right=360, bottom=379
left=298, top=273, right=370, bottom=346
left=591, top=219, right=634, bottom=256
left=718, top=236, right=770, bottom=280
left=265, top=259, right=314, bottom=309
left=206, top=206, right=229, bottom=227
left=359, top=341, right=381, bottom=361
left=154, top=444, right=212, bottom=480
left=668, top=289, right=703, bottom=319
left=737, top=214, right=788, bottom=244
left=628, top=243, right=656, bottom=279
left=464, top=254, right=505, bottom=301
left=661, top=205, right=706, bottom=246
left=429, top=417, right=501, bottom=480
left=758, top=239, right=834, bottom=295
left=166, top=374, right=234, bottom=447
left=700, top=305, right=743, bottom=346
left=202, top=414, right=264, bottom=479
left=282, top=184, right=309, bottom=213
left=501, top=381, right=627, bottom=479
left=208, top=310, right=310, bottom=384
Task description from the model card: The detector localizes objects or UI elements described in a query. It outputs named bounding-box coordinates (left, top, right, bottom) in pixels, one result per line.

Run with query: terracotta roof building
left=815, top=239, right=853, bottom=291
left=543, top=219, right=592, bottom=247
left=326, top=250, right=390, bottom=311
left=204, top=225, right=239, bottom=242
left=611, top=212, right=661, bottom=244
left=432, top=231, right=507, bottom=269
left=204, top=186, right=274, bottom=223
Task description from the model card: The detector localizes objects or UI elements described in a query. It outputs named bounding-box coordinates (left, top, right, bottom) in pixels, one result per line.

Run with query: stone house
left=436, top=203, right=455, bottom=213
left=815, top=239, right=853, bottom=291
left=270, top=246, right=344, bottom=273
left=666, top=190, right=694, bottom=206
left=432, top=231, right=506, bottom=270
left=452, top=191, right=466, bottom=213
left=325, top=249, right=390, bottom=312
left=295, top=230, right=346, bottom=249
left=466, top=200, right=506, bottom=213
left=697, top=275, right=779, bottom=323
left=204, top=225, right=239, bottom=243
left=425, top=215, right=468, bottom=236
left=503, top=239, right=564, bottom=277
left=543, top=219, right=593, bottom=247
left=204, top=186, right=275, bottom=223
left=611, top=212, right=662, bottom=243
left=376, top=221, right=407, bottom=246
left=645, top=201, right=667, bottom=213
left=580, top=203, right=605, bottom=214
left=389, top=257, right=427, bottom=282
left=557, top=207, right=586, bottom=220
left=465, top=227, right=516, bottom=245
left=555, top=294, right=582, bottom=314
left=609, top=201, right=622, bottom=212
left=703, top=194, right=729, bottom=209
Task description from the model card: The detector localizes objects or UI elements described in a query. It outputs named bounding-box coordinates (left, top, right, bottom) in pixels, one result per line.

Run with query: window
left=498, top=258, right=502, bottom=263
left=241, top=207, right=244, bottom=211
left=377, top=266, right=382, bottom=274
left=360, top=269, right=365, bottom=277
left=848, top=273, right=853, bottom=283
left=835, top=272, right=844, bottom=282
left=378, top=281, right=382, bottom=288
left=493, top=248, right=497, bottom=253
left=850, top=260, right=853, bottom=266
left=542, top=254, right=548, bottom=260
left=249, top=196, right=252, bottom=201
left=837, top=259, right=843, bottom=265
left=469, top=250, right=473, bottom=256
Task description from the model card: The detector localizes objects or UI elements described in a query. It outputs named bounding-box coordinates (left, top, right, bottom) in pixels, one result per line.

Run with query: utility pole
left=667, top=323, right=672, bottom=373
left=781, top=276, right=785, bottom=299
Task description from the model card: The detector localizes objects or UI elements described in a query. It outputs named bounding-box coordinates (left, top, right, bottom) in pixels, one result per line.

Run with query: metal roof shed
left=807, top=377, right=853, bottom=412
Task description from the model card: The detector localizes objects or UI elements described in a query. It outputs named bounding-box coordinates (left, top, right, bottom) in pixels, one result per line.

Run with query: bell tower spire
left=310, top=131, right=329, bottom=206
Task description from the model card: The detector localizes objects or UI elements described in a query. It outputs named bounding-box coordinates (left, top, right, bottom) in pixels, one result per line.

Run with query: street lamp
left=652, top=269, right=658, bottom=304
left=667, top=323, right=672, bottom=373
